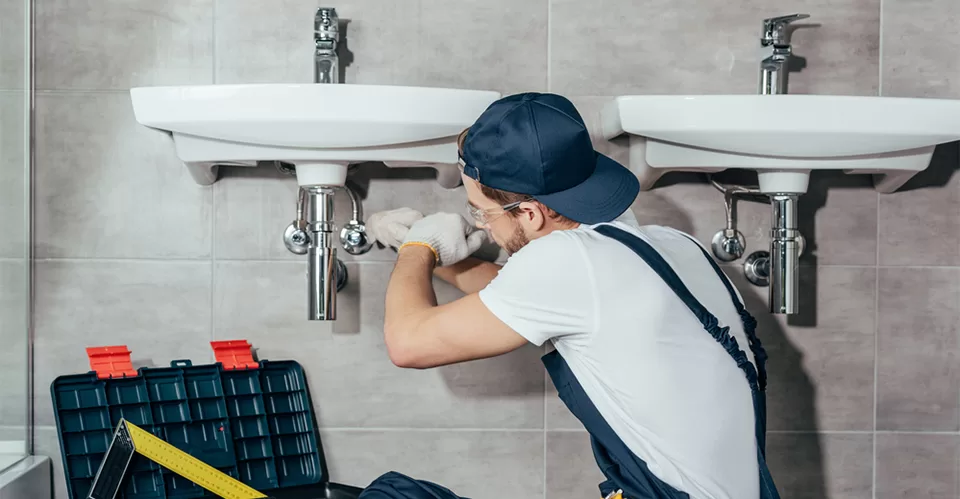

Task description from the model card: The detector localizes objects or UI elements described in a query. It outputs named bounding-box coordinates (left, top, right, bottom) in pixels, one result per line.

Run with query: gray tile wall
left=30, top=0, right=960, bottom=498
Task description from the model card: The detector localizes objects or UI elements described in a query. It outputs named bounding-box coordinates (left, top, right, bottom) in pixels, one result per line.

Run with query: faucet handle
left=761, top=13, right=810, bottom=46
left=315, top=7, right=340, bottom=41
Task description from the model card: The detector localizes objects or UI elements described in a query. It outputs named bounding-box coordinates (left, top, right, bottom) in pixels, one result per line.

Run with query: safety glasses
left=465, top=200, right=528, bottom=226
left=458, top=157, right=531, bottom=225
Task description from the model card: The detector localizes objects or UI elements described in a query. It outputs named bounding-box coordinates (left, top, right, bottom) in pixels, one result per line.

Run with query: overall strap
left=593, top=225, right=761, bottom=394
left=678, top=234, right=768, bottom=391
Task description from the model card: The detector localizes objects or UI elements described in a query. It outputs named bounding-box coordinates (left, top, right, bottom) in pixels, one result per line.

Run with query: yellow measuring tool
left=88, top=419, right=267, bottom=499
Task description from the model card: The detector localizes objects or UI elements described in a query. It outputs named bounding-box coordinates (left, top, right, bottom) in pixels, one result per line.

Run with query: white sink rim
left=603, top=94, right=960, bottom=158
left=601, top=94, right=960, bottom=193
left=129, top=83, right=502, bottom=186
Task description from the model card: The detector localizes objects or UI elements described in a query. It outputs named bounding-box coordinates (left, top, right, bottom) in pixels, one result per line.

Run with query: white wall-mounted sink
left=602, top=95, right=960, bottom=194
left=130, top=84, right=501, bottom=187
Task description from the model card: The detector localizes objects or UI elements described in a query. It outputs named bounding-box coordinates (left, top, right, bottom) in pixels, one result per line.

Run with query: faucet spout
left=314, top=7, right=340, bottom=84
left=758, top=13, right=808, bottom=95
left=759, top=49, right=791, bottom=95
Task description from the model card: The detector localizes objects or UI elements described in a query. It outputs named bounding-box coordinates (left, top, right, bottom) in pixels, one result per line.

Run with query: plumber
left=361, top=93, right=780, bottom=499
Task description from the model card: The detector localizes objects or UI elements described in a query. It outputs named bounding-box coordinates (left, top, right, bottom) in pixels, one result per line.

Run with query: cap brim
left=533, top=152, right=640, bottom=224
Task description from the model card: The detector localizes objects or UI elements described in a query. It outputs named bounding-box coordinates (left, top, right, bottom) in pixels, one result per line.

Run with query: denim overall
left=359, top=225, right=779, bottom=499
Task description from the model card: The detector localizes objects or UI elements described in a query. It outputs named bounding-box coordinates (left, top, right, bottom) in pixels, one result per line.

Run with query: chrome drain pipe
left=306, top=186, right=338, bottom=321
left=768, top=194, right=803, bottom=314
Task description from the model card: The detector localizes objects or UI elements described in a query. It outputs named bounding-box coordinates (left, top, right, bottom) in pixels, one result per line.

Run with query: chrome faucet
left=315, top=7, right=340, bottom=84
left=759, top=14, right=809, bottom=95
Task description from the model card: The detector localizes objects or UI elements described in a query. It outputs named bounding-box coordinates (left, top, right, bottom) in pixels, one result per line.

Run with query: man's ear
left=517, top=201, right=546, bottom=231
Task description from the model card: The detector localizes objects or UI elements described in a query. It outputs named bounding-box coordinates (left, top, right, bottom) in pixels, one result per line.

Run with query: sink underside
left=602, top=95, right=960, bottom=193
left=130, top=83, right=502, bottom=186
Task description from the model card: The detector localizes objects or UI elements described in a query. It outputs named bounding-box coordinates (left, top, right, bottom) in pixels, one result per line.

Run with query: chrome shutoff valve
left=284, top=220, right=311, bottom=255
left=712, top=229, right=746, bottom=262
left=340, top=221, right=373, bottom=255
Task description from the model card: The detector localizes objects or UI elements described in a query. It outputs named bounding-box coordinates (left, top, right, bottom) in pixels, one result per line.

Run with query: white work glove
left=365, top=208, right=424, bottom=249
left=401, top=212, right=486, bottom=267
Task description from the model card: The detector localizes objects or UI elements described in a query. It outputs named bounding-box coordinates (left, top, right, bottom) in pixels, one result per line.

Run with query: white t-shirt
left=478, top=213, right=760, bottom=499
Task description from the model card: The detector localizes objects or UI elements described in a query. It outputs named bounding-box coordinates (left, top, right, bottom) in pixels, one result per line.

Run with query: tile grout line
left=878, top=0, right=884, bottom=97
left=35, top=89, right=134, bottom=95
left=210, top=184, right=218, bottom=355
left=769, top=429, right=960, bottom=436
left=543, top=362, right=548, bottom=499
left=33, top=257, right=213, bottom=264
left=545, top=0, right=551, bottom=93
left=873, top=187, right=881, bottom=499
left=209, top=0, right=217, bottom=352
left=758, top=429, right=960, bottom=436
left=212, top=0, right=218, bottom=86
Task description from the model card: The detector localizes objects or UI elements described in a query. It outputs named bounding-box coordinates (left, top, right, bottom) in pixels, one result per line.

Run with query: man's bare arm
left=433, top=257, right=502, bottom=294
left=384, top=247, right=527, bottom=369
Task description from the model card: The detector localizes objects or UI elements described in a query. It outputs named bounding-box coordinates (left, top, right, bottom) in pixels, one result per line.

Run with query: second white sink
left=601, top=94, right=960, bottom=193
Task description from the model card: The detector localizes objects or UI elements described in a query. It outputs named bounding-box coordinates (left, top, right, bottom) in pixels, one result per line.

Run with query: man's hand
left=366, top=208, right=424, bottom=249
left=402, top=213, right=486, bottom=267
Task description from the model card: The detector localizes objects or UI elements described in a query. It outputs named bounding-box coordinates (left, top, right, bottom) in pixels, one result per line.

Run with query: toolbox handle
left=170, top=359, right=193, bottom=367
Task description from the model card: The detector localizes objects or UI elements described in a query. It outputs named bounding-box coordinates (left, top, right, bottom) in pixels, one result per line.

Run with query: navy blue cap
left=460, top=92, right=639, bottom=224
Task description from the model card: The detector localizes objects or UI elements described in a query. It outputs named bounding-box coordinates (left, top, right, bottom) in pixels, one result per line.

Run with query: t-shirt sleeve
left=478, top=231, right=596, bottom=346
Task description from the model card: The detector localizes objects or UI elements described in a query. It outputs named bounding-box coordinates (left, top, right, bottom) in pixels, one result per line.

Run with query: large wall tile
left=722, top=267, right=875, bottom=432
left=35, top=0, right=214, bottom=90
left=0, top=260, right=28, bottom=428
left=0, top=0, right=27, bottom=89
left=876, top=433, right=959, bottom=499
left=878, top=148, right=960, bottom=266
left=764, top=267, right=876, bottom=431
left=0, top=92, right=27, bottom=259
left=799, top=172, right=878, bottom=266
left=881, top=0, right=960, bottom=98
left=216, top=0, right=547, bottom=94
left=549, top=0, right=879, bottom=96
left=877, top=268, right=960, bottom=431
left=35, top=92, right=213, bottom=259
left=214, top=261, right=544, bottom=429
left=546, top=431, right=607, bottom=499
left=33, top=260, right=213, bottom=426
left=766, top=433, right=873, bottom=499
left=321, top=430, right=543, bottom=497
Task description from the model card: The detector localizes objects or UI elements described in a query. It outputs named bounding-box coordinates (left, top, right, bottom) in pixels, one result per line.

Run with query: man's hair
left=457, top=128, right=573, bottom=223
